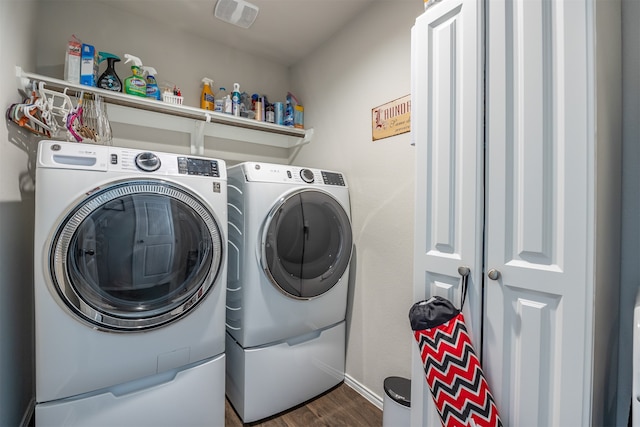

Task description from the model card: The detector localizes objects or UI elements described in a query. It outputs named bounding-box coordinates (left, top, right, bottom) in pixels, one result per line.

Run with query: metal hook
left=457, top=266, right=470, bottom=310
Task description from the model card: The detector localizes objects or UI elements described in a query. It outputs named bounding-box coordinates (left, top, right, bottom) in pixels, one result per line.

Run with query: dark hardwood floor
left=225, top=382, right=383, bottom=427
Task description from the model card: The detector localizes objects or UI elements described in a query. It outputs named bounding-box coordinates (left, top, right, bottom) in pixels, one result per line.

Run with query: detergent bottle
left=123, top=54, right=147, bottom=97
left=201, top=78, right=215, bottom=110
left=142, top=66, right=161, bottom=100
left=214, top=87, right=227, bottom=113
left=97, top=52, right=122, bottom=92
left=231, top=83, right=241, bottom=117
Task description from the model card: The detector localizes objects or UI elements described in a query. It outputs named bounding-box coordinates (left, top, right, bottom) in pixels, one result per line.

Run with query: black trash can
left=383, top=376, right=411, bottom=426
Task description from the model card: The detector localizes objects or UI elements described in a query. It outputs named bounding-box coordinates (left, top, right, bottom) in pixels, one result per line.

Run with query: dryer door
left=49, top=179, right=223, bottom=331
left=261, top=189, right=352, bottom=299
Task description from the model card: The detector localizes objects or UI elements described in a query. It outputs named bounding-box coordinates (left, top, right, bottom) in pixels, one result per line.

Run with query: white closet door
left=484, top=0, right=592, bottom=425
left=410, top=0, right=483, bottom=425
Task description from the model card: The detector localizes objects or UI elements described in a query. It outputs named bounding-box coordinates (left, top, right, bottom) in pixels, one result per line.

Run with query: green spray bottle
left=123, top=54, right=146, bottom=97
left=97, top=52, right=122, bottom=92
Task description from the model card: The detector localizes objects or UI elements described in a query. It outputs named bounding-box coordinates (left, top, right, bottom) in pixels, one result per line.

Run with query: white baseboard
left=344, top=374, right=384, bottom=410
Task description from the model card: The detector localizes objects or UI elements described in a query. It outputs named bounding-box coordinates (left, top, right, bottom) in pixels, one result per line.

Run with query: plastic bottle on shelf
left=284, top=97, right=294, bottom=127
left=224, top=94, right=233, bottom=114
left=123, top=54, right=147, bottom=97
left=97, top=52, right=122, bottom=92
left=274, top=102, right=284, bottom=125
left=201, top=78, right=215, bottom=110
left=214, top=87, right=227, bottom=112
left=252, top=94, right=264, bottom=121
left=231, top=83, right=241, bottom=117
left=266, top=102, right=275, bottom=123
left=142, top=67, right=161, bottom=100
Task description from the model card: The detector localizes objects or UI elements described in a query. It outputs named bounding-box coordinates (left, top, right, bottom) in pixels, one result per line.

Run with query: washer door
left=50, top=179, right=223, bottom=331
left=261, top=189, right=352, bottom=299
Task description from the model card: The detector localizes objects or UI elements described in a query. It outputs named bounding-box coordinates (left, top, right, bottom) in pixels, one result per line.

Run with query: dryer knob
left=300, top=168, right=315, bottom=183
left=135, top=152, right=161, bottom=172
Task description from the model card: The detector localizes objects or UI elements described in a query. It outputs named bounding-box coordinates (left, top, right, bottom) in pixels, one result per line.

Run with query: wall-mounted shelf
left=15, top=66, right=313, bottom=156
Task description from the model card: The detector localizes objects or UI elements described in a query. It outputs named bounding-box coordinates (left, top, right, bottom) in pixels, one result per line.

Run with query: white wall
left=0, top=1, right=38, bottom=425
left=34, top=1, right=295, bottom=158
left=291, top=1, right=423, bottom=400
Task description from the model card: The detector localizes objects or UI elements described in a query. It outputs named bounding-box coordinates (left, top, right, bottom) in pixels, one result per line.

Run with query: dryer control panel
left=321, top=171, right=346, bottom=186
left=242, top=162, right=347, bottom=188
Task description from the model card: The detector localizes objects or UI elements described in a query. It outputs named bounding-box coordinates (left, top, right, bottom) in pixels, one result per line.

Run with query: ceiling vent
left=214, top=0, right=259, bottom=29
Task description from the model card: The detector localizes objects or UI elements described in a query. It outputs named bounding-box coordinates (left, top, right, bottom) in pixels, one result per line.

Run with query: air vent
left=214, top=0, right=259, bottom=29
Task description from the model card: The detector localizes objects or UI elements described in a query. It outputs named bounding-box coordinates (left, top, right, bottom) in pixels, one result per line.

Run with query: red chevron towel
left=409, top=297, right=502, bottom=427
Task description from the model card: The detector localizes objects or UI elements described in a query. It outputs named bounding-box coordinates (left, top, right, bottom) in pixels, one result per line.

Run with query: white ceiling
left=100, top=0, right=378, bottom=67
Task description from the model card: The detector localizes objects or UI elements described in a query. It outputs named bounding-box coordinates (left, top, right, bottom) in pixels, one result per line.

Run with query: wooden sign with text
left=371, top=95, right=411, bottom=141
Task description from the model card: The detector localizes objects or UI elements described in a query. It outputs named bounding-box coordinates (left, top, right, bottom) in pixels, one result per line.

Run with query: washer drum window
left=49, top=180, right=223, bottom=331
left=261, top=189, right=353, bottom=299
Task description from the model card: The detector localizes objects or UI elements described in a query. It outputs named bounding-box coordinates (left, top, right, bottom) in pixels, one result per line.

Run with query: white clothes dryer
left=225, top=162, right=353, bottom=423
left=33, top=140, right=227, bottom=426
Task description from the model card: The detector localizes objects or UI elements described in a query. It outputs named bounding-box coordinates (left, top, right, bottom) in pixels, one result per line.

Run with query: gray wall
left=0, top=1, right=38, bottom=425
left=618, top=0, right=640, bottom=424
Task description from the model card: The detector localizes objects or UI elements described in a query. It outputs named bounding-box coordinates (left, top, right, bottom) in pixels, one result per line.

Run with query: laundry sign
left=371, top=95, right=411, bottom=141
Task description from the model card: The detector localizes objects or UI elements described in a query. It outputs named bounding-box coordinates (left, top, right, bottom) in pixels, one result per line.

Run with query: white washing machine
left=33, top=140, right=227, bottom=426
left=225, top=161, right=353, bottom=423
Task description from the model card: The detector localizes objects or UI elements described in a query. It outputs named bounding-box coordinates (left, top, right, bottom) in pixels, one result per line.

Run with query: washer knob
left=300, top=168, right=315, bottom=183
left=135, top=152, right=161, bottom=172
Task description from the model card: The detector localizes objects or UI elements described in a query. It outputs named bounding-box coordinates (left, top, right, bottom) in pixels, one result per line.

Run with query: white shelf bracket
left=15, top=66, right=30, bottom=95
left=191, top=120, right=206, bottom=155
left=303, top=128, right=315, bottom=144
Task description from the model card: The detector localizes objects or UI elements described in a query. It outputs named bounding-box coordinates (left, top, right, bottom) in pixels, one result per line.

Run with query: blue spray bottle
left=284, top=94, right=294, bottom=127
left=142, top=66, right=161, bottom=100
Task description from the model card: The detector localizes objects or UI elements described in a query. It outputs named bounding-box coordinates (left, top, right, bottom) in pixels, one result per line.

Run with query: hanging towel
left=409, top=273, right=502, bottom=427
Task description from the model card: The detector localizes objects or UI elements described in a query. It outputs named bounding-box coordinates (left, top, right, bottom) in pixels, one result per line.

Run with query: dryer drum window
left=50, top=180, right=223, bottom=331
left=262, top=189, right=353, bottom=299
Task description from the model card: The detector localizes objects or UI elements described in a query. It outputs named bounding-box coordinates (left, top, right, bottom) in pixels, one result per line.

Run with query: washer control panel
left=38, top=140, right=225, bottom=179
left=177, top=157, right=220, bottom=177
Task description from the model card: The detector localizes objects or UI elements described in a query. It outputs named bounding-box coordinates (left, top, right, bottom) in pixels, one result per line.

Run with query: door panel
left=485, top=0, right=590, bottom=424
left=411, top=0, right=483, bottom=424
left=132, top=196, right=176, bottom=287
